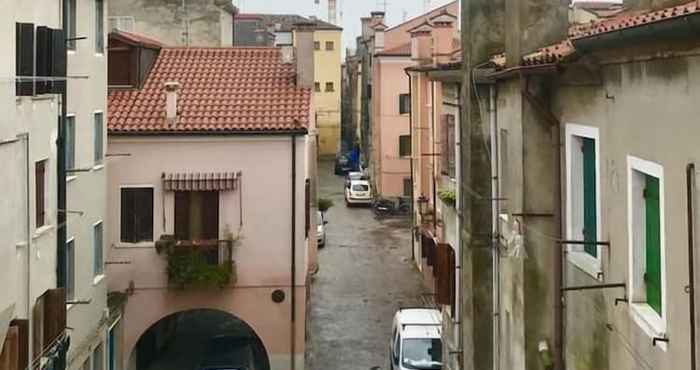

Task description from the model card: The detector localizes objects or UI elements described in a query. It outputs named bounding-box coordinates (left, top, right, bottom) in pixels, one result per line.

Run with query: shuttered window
left=95, top=0, right=104, bottom=53
left=66, top=239, right=75, bottom=301
left=441, top=114, right=456, bottom=178
left=435, top=243, right=456, bottom=309
left=35, top=160, right=46, bottom=228
left=16, top=23, right=34, bottom=96
left=120, top=188, right=154, bottom=243
left=65, top=116, right=75, bottom=170
left=65, top=0, right=77, bottom=50
left=325, top=41, right=334, bottom=51
left=94, top=222, right=104, bottom=276
left=645, top=175, right=662, bottom=315
left=399, top=135, right=411, bottom=157
left=582, top=138, right=597, bottom=257
left=399, top=94, right=410, bottom=114
left=94, top=112, right=104, bottom=164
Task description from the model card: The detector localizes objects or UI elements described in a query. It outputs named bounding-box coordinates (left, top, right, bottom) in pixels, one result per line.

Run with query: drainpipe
left=19, top=132, right=32, bottom=367
left=290, top=134, right=297, bottom=370
left=488, top=84, right=500, bottom=370
left=455, top=84, right=463, bottom=369
left=687, top=163, right=697, bottom=370
left=405, top=70, right=415, bottom=261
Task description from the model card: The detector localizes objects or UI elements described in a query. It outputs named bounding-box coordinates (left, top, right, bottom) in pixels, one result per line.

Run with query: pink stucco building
left=106, top=32, right=314, bottom=370
left=369, top=1, right=459, bottom=198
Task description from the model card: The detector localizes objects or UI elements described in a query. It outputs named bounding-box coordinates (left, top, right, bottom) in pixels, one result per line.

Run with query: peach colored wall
left=373, top=56, right=413, bottom=197
left=383, top=1, right=459, bottom=51
left=106, top=135, right=309, bottom=369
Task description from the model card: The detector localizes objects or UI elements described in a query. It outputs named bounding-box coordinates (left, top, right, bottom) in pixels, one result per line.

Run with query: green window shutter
left=582, top=138, right=597, bottom=257
left=644, top=175, right=662, bottom=315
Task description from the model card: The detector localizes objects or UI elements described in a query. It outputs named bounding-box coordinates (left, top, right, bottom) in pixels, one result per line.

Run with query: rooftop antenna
left=329, top=0, right=337, bottom=24
left=377, top=0, right=389, bottom=12
left=402, top=9, right=407, bottom=21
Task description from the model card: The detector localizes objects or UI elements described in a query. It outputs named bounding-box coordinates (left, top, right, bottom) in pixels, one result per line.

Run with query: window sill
left=93, top=274, right=105, bottom=286
left=567, top=251, right=603, bottom=281
left=33, top=225, right=54, bottom=240
left=67, top=175, right=78, bottom=183
left=115, top=241, right=155, bottom=249
left=92, top=164, right=105, bottom=171
left=630, top=303, right=667, bottom=351
left=66, top=303, right=77, bottom=312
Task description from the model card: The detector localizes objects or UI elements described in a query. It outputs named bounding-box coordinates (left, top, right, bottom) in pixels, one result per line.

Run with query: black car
left=334, top=153, right=353, bottom=175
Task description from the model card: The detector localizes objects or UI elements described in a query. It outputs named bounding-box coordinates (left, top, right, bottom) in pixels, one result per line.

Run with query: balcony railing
left=155, top=235, right=237, bottom=288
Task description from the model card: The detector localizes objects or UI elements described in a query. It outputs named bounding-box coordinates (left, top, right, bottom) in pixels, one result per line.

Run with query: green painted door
left=582, top=138, right=597, bottom=257
left=645, top=175, right=662, bottom=315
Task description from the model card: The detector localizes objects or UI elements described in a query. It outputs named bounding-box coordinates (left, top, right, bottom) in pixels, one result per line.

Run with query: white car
left=390, top=309, right=443, bottom=370
left=317, top=211, right=327, bottom=247
left=345, top=180, right=372, bottom=206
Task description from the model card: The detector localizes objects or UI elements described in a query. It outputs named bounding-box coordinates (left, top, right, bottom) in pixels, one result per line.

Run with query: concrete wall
left=108, top=0, right=232, bottom=46
left=106, top=135, right=309, bottom=370
left=553, top=43, right=700, bottom=370
left=64, top=0, right=110, bottom=368
left=313, top=30, right=342, bottom=156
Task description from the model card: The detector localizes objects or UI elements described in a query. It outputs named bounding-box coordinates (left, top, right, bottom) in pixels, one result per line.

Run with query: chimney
left=372, top=23, right=387, bottom=53
left=164, top=81, right=180, bottom=125
left=430, top=12, right=457, bottom=64
left=409, top=21, right=433, bottom=65
left=293, top=22, right=316, bottom=89
left=361, top=17, right=372, bottom=39
left=370, top=11, right=386, bottom=25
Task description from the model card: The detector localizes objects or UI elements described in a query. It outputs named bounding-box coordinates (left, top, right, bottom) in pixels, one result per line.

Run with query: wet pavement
left=306, top=160, right=429, bottom=370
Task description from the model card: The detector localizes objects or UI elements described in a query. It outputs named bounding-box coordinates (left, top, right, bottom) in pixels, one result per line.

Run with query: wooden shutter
left=16, top=23, right=34, bottom=96
left=645, top=175, right=662, bottom=315
left=121, top=189, right=136, bottom=242
left=174, top=192, right=190, bottom=240
left=35, top=26, right=50, bottom=95
left=50, top=28, right=67, bottom=93
left=448, top=246, right=456, bottom=315
left=9, top=320, right=28, bottom=370
left=435, top=243, right=455, bottom=306
left=582, top=138, right=597, bottom=257
left=0, top=326, right=19, bottom=370
left=43, top=288, right=66, bottom=348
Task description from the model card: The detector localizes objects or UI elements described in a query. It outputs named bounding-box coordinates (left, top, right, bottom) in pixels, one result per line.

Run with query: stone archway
left=128, top=309, right=270, bottom=370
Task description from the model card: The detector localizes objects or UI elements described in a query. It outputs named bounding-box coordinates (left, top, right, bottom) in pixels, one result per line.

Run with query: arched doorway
left=130, top=309, right=270, bottom=370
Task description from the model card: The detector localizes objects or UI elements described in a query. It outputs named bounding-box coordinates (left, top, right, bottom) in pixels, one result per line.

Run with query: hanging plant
left=155, top=231, right=241, bottom=289
left=438, top=189, right=456, bottom=207
left=318, top=197, right=334, bottom=213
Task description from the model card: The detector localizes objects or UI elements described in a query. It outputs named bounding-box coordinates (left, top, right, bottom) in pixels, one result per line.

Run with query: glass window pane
left=66, top=240, right=75, bottom=301
left=94, top=112, right=103, bottom=164
left=94, top=222, right=103, bottom=276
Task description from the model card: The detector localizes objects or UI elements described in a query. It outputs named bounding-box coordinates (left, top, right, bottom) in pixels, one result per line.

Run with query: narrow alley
left=306, top=160, right=430, bottom=370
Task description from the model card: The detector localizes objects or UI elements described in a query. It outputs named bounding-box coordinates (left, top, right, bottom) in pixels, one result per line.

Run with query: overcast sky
left=233, top=0, right=455, bottom=52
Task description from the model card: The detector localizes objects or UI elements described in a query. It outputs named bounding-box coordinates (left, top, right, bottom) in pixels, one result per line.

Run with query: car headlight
left=317, top=226, right=323, bottom=233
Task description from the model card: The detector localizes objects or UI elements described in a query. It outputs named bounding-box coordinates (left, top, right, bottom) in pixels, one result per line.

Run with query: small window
left=403, top=178, right=412, bottom=197
left=94, top=112, right=104, bottom=165
left=66, top=115, right=76, bottom=170
left=440, top=114, right=456, bottom=178
left=399, top=135, right=411, bottom=157
left=94, top=222, right=104, bottom=277
left=120, top=187, right=154, bottom=243
left=399, top=94, right=410, bottom=114
left=66, top=239, right=75, bottom=301
left=325, top=41, right=334, bottom=51
left=367, top=84, right=372, bottom=99
left=95, top=0, right=104, bottom=53
left=66, top=0, right=77, bottom=50
left=325, top=82, right=334, bottom=92
left=35, top=160, right=47, bottom=228
left=93, top=342, right=104, bottom=370
left=314, top=82, right=321, bottom=92
left=314, top=41, right=320, bottom=50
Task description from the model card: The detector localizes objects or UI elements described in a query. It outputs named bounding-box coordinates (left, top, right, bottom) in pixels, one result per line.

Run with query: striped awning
left=162, top=171, right=241, bottom=191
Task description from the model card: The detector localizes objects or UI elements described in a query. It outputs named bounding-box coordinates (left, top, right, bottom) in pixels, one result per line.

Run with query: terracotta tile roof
left=111, top=30, right=165, bottom=49
left=376, top=43, right=412, bottom=57
left=108, top=47, right=311, bottom=134
left=246, top=14, right=343, bottom=31
left=570, top=1, right=699, bottom=39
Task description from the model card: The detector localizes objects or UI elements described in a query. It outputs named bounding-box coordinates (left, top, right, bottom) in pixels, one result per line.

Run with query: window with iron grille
left=325, top=82, right=334, bottom=92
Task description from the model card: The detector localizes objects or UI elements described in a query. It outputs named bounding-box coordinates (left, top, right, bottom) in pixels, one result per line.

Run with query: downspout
left=20, top=132, right=32, bottom=367
left=405, top=70, right=415, bottom=261
left=688, top=163, right=697, bottom=370
left=489, top=84, right=500, bottom=370
left=455, top=84, right=463, bottom=369
left=431, top=81, right=437, bottom=231
left=290, top=135, right=297, bottom=370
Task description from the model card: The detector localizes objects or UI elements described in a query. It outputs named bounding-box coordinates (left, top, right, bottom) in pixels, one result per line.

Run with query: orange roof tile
left=376, top=43, right=412, bottom=57
left=108, top=47, right=311, bottom=134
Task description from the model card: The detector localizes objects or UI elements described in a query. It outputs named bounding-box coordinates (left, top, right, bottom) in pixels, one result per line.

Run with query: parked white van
left=390, top=308, right=443, bottom=370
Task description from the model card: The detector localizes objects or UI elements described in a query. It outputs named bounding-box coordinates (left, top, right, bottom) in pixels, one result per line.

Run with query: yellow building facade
left=312, top=29, right=342, bottom=156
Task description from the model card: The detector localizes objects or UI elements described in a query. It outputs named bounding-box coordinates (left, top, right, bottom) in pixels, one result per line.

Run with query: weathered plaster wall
left=108, top=0, right=229, bottom=46
left=554, top=44, right=700, bottom=370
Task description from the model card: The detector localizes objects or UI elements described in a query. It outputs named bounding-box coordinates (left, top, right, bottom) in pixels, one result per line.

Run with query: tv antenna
left=377, top=0, right=389, bottom=12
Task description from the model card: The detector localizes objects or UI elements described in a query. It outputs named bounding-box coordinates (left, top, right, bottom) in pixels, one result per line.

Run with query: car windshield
left=349, top=173, right=363, bottom=180
left=352, top=184, right=369, bottom=191
left=402, top=338, right=442, bottom=370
